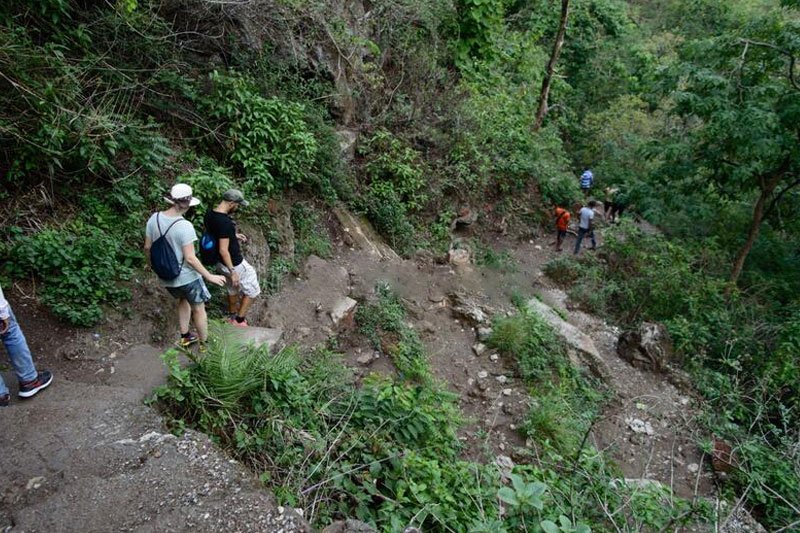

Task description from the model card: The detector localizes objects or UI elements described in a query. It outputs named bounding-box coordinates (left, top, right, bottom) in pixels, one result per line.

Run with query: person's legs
left=1, top=311, right=38, bottom=392
left=589, top=229, right=597, bottom=250
left=574, top=228, right=586, bottom=254
left=556, top=230, right=565, bottom=251
left=237, top=296, right=254, bottom=319
left=227, top=294, right=240, bottom=316
left=176, top=298, right=191, bottom=335
left=233, top=260, right=261, bottom=324
left=191, top=303, right=209, bottom=342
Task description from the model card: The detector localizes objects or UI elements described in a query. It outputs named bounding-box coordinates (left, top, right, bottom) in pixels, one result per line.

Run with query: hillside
left=1, top=0, right=799, bottom=531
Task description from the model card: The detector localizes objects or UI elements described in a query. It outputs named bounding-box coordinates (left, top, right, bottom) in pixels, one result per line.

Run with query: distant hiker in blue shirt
left=580, top=169, right=594, bottom=198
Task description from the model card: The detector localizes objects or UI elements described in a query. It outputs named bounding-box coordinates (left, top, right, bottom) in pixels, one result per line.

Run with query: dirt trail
left=260, top=224, right=716, bottom=500
left=2, top=216, right=717, bottom=531
left=1, top=295, right=308, bottom=532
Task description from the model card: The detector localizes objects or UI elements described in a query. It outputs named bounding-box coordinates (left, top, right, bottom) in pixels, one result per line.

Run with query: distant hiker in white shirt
left=574, top=200, right=598, bottom=255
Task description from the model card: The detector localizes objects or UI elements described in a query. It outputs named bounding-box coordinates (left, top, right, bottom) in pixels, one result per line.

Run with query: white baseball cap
left=165, top=183, right=200, bottom=207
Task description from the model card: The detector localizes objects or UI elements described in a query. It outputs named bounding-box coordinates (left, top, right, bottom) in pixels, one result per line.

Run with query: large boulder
left=617, top=322, right=673, bottom=371
left=526, top=298, right=610, bottom=381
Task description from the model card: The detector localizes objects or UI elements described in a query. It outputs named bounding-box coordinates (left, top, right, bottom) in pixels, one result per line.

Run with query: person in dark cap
left=204, top=189, right=261, bottom=327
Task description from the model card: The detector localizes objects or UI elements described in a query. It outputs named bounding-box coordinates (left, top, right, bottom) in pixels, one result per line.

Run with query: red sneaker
left=18, top=371, right=53, bottom=399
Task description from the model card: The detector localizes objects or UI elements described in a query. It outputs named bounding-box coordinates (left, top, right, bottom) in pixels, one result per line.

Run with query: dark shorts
left=557, top=229, right=567, bottom=239
left=166, top=277, right=211, bottom=305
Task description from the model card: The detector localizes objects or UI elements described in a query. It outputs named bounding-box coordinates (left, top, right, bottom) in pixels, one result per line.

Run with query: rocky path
left=1, top=334, right=307, bottom=532
left=1, top=212, right=742, bottom=531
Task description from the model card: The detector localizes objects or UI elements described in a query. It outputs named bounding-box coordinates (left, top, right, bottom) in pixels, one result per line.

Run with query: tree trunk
left=729, top=174, right=782, bottom=284
left=533, top=0, right=570, bottom=131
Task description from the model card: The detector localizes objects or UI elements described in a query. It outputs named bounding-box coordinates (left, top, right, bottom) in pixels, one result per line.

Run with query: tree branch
left=738, top=38, right=800, bottom=91
left=763, top=175, right=800, bottom=220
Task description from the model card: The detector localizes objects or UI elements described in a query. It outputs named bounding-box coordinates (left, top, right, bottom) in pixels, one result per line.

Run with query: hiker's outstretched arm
left=182, top=244, right=225, bottom=286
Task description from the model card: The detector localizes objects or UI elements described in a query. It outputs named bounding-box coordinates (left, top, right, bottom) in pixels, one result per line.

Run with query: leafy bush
left=178, top=162, right=236, bottom=207
left=0, top=23, right=173, bottom=188
left=543, top=256, right=581, bottom=287
left=291, top=202, right=332, bottom=259
left=361, top=130, right=428, bottom=211
left=200, top=71, right=318, bottom=194
left=489, top=308, right=568, bottom=382
left=360, top=182, right=418, bottom=256
left=356, top=282, right=430, bottom=383
left=3, top=223, right=138, bottom=326
left=489, top=307, right=605, bottom=454
left=356, top=130, right=429, bottom=255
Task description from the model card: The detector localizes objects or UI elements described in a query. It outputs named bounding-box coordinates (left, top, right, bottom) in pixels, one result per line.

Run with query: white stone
left=229, top=326, right=284, bottom=351
left=496, top=375, right=508, bottom=384
left=356, top=353, right=373, bottom=366
left=448, top=248, right=470, bottom=266
left=472, top=343, right=487, bottom=356
left=477, top=371, right=489, bottom=379
left=26, top=477, right=45, bottom=490
left=489, top=353, right=499, bottom=362
left=502, top=388, right=512, bottom=396
left=626, top=418, right=655, bottom=436
left=476, top=327, right=493, bottom=341
left=330, top=297, right=358, bottom=326
left=687, top=463, right=700, bottom=474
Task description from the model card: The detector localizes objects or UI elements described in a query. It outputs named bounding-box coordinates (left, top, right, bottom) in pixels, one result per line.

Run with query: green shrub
left=356, top=282, right=430, bottom=383
left=3, top=222, right=138, bottom=326
left=200, top=71, right=318, bottom=194
left=543, top=256, right=581, bottom=287
left=489, top=308, right=568, bottom=382
left=178, top=162, right=236, bottom=207
left=474, top=240, right=517, bottom=272
left=361, top=129, right=427, bottom=211
left=0, top=24, right=172, bottom=188
left=360, top=182, right=418, bottom=256
left=357, top=130, right=429, bottom=255
left=291, top=202, right=332, bottom=259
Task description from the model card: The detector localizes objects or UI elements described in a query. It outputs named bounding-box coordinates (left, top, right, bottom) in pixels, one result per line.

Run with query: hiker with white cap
left=143, top=183, right=226, bottom=348
left=202, top=189, right=261, bottom=327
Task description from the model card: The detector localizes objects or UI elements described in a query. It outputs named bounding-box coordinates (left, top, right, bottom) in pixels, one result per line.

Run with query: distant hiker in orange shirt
left=553, top=205, right=571, bottom=252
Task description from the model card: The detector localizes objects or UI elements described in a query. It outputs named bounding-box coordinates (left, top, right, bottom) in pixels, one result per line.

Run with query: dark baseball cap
left=223, top=189, right=249, bottom=206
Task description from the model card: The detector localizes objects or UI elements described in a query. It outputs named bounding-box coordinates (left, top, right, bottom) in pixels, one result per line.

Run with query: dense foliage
left=1, top=0, right=799, bottom=529
left=154, top=296, right=704, bottom=531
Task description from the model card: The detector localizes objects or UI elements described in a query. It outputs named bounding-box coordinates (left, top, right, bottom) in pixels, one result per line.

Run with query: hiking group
left=2, top=172, right=621, bottom=407
left=1, top=183, right=261, bottom=407
left=144, top=184, right=262, bottom=349
left=552, top=168, right=628, bottom=255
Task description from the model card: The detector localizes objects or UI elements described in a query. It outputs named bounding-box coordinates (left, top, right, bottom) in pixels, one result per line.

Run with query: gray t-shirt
left=579, top=207, right=595, bottom=230
left=145, top=212, right=201, bottom=288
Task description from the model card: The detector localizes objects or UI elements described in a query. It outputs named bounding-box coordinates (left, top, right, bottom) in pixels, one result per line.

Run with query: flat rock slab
left=526, top=298, right=610, bottom=381
left=333, top=208, right=400, bottom=261
left=228, top=326, right=284, bottom=351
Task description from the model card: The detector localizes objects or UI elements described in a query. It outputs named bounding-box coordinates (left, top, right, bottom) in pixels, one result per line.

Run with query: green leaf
left=541, top=520, right=560, bottom=533
left=497, top=487, right=519, bottom=506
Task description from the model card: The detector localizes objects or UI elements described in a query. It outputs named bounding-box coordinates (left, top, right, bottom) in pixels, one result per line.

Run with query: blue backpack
left=150, top=214, right=184, bottom=280
left=199, top=231, right=219, bottom=266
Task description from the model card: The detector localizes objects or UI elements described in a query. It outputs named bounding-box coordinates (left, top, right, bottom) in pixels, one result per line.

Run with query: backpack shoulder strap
left=160, top=216, right=185, bottom=239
